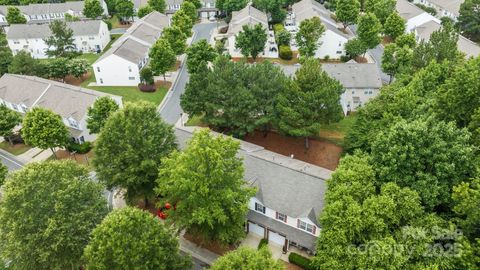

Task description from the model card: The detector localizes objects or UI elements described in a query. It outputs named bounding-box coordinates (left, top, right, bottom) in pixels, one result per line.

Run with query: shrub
left=279, top=45, right=293, bottom=60
left=324, top=55, right=330, bottom=61
left=276, top=29, right=291, bottom=46
left=415, top=3, right=437, bottom=16
left=67, top=141, right=92, bottom=154
left=103, top=19, right=112, bottom=30
left=258, top=238, right=268, bottom=250
left=273, top=23, right=285, bottom=33
left=288, top=252, right=314, bottom=270
left=140, top=67, right=154, bottom=85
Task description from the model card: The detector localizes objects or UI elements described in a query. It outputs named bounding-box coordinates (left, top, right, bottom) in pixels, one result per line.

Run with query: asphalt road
left=0, top=151, right=23, bottom=171
left=159, top=23, right=218, bottom=124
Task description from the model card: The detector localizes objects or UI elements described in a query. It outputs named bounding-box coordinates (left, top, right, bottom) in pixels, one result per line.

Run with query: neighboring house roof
left=428, top=0, right=462, bottom=17
left=396, top=0, right=424, bottom=20
left=228, top=5, right=268, bottom=35
left=133, top=0, right=148, bottom=9
left=141, top=10, right=170, bottom=28
left=415, top=20, right=480, bottom=58
left=19, top=1, right=84, bottom=15
left=322, top=63, right=383, bottom=89
left=0, top=6, right=8, bottom=16
left=6, top=20, right=104, bottom=39
left=110, top=38, right=150, bottom=64
left=174, top=126, right=332, bottom=227
left=0, top=74, right=122, bottom=121
left=129, top=22, right=161, bottom=44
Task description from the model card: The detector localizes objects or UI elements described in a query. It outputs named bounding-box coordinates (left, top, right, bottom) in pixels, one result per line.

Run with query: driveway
left=159, top=23, right=217, bottom=124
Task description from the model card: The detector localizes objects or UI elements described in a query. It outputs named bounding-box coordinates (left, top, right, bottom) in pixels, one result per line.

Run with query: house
left=0, top=74, right=122, bottom=143
left=287, top=0, right=352, bottom=59
left=226, top=5, right=277, bottom=58
left=92, top=11, right=169, bottom=86
left=0, top=1, right=108, bottom=25
left=396, top=0, right=440, bottom=32
left=412, top=0, right=462, bottom=20
left=414, top=20, right=480, bottom=58
left=6, top=20, right=110, bottom=59
left=134, top=0, right=218, bottom=18
left=174, top=125, right=332, bottom=253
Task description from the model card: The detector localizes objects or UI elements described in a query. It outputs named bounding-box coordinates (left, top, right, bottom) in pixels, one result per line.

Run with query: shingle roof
left=228, top=5, right=268, bottom=35
left=428, top=0, right=462, bottom=17
left=110, top=38, right=150, bottom=64
left=141, top=10, right=170, bottom=28
left=0, top=1, right=85, bottom=16
left=396, top=0, right=425, bottom=20
left=322, top=63, right=383, bottom=89
left=6, top=20, right=104, bottom=40
left=174, top=126, right=332, bottom=226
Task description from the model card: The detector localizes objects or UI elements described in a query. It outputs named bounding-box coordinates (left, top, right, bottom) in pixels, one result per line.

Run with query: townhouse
left=92, top=11, right=169, bottom=86
left=412, top=0, right=463, bottom=21
left=396, top=0, right=440, bottom=32
left=0, top=74, right=122, bottom=143
left=175, top=125, right=332, bottom=254
left=6, top=20, right=110, bottom=59
left=133, top=0, right=218, bottom=18
left=287, top=0, right=352, bottom=59
left=227, top=4, right=277, bottom=58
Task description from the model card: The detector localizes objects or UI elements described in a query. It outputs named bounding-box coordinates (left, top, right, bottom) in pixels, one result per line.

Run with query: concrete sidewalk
left=179, top=233, right=220, bottom=265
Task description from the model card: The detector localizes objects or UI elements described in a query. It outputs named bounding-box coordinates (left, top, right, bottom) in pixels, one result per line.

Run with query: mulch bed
left=154, top=80, right=172, bottom=89
left=244, top=131, right=342, bottom=170
left=283, top=261, right=304, bottom=270
left=183, top=232, right=236, bottom=256
left=64, top=72, right=91, bottom=86
left=55, top=149, right=93, bottom=166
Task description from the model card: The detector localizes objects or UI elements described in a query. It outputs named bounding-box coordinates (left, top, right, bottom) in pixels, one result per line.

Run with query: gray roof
left=174, top=126, right=332, bottom=226
left=141, top=10, right=170, bottom=28
left=6, top=20, right=104, bottom=39
left=0, top=1, right=84, bottom=16
left=228, top=5, right=268, bottom=35
left=129, top=22, right=161, bottom=44
left=0, top=74, right=122, bottom=121
left=428, top=0, right=462, bottom=16
left=396, top=0, right=424, bottom=20
left=109, top=38, right=150, bottom=64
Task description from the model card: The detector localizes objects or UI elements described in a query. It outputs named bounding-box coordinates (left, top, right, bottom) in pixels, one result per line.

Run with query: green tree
left=381, top=43, right=413, bottom=83
left=276, top=58, right=344, bottom=148
left=137, top=5, right=154, bottom=18
left=181, top=1, right=198, bottom=22
left=275, top=28, right=291, bottom=46
left=86, top=96, right=119, bottom=134
left=181, top=61, right=210, bottom=116
left=384, top=12, right=406, bottom=40
left=0, top=104, right=21, bottom=145
left=216, top=0, right=248, bottom=15
left=44, top=20, right=77, bottom=58
left=469, top=107, right=480, bottom=145
left=186, top=39, right=217, bottom=74
left=336, top=0, right=360, bottom=29
left=0, top=161, right=108, bottom=270
left=295, top=17, right=325, bottom=57
left=252, top=0, right=286, bottom=23
left=83, top=0, right=104, bottom=19
left=148, top=0, right=166, bottom=13
left=457, top=0, right=480, bottom=42
left=156, top=129, right=255, bottom=244
left=84, top=207, right=191, bottom=270
left=211, top=247, right=285, bottom=270
left=115, top=0, right=134, bottom=21
left=162, top=26, right=187, bottom=55
left=93, top=102, right=177, bottom=204
left=235, top=24, right=268, bottom=60
left=357, top=13, right=382, bottom=50
left=345, top=38, right=367, bottom=58
left=453, top=179, right=480, bottom=240
left=395, top=32, right=416, bottom=48
left=185, top=0, right=202, bottom=8
left=364, top=0, right=396, bottom=24
left=6, top=6, right=26, bottom=24
left=0, top=29, right=12, bottom=76
left=8, top=51, right=42, bottom=76
left=140, top=66, right=155, bottom=85
left=149, top=38, right=176, bottom=81
left=21, top=107, right=69, bottom=157
left=171, top=9, right=193, bottom=36
left=0, top=163, right=6, bottom=187
left=67, top=58, right=89, bottom=78
left=46, top=57, right=69, bottom=81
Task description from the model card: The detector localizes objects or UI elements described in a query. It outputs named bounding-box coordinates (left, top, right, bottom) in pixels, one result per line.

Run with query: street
left=159, top=23, right=217, bottom=124
left=0, top=151, right=23, bottom=171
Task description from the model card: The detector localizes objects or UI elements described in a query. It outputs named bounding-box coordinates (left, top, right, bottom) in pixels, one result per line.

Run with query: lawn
left=0, top=141, right=31, bottom=156
left=318, top=113, right=357, bottom=145
left=87, top=84, right=168, bottom=104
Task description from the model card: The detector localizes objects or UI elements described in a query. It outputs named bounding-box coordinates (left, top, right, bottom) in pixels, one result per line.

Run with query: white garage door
left=249, top=222, right=264, bottom=237
left=201, top=11, right=208, bottom=18
left=268, top=230, right=286, bottom=246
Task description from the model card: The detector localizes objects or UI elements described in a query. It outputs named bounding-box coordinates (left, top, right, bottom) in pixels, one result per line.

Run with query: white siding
left=405, top=13, right=440, bottom=32
left=93, top=54, right=141, bottom=86
left=341, top=87, right=380, bottom=113
left=314, top=29, right=349, bottom=59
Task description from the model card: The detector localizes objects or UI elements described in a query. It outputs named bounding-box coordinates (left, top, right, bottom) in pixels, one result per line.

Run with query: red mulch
left=64, top=72, right=91, bottom=86
left=244, top=131, right=342, bottom=170
left=283, top=261, right=304, bottom=270
left=55, top=149, right=93, bottom=166
left=183, top=232, right=236, bottom=256
left=354, top=56, right=368, bottom=63
left=154, top=80, right=172, bottom=89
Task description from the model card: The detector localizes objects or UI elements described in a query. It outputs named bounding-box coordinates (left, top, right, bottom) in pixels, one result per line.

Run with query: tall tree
left=149, top=38, right=176, bottom=81
left=137, top=5, right=154, bottom=18
left=181, top=1, right=198, bottom=22
left=345, top=38, right=367, bottom=59
left=357, top=12, right=382, bottom=50
left=211, top=247, right=285, bottom=270
left=93, top=102, right=177, bottom=204
left=384, top=12, right=405, bottom=40
left=295, top=17, right=325, bottom=57
left=216, top=0, right=248, bottom=15
left=0, top=104, right=21, bottom=145
left=156, top=129, right=255, bottom=244
left=44, top=20, right=77, bottom=58
left=84, top=207, right=191, bottom=270
left=186, top=39, right=217, bottom=74
left=115, top=0, right=134, bottom=21
left=252, top=0, right=286, bottom=22
left=185, top=0, right=202, bottom=9
left=21, top=107, right=69, bottom=158
left=6, top=6, right=26, bottom=24
left=181, top=61, right=210, bottom=117
left=381, top=43, right=413, bottom=83
left=86, top=96, right=119, bottom=134
left=46, top=57, right=70, bottom=81
left=457, top=0, right=480, bottom=42
left=0, top=163, right=6, bottom=187
left=235, top=24, right=268, bottom=60
left=83, top=0, right=104, bottom=19
left=0, top=161, right=108, bottom=270
left=7, top=51, right=42, bottom=76
left=0, top=29, right=12, bottom=76
left=148, top=0, right=166, bottom=13
left=336, top=0, right=360, bottom=29
left=364, top=0, right=396, bottom=24
left=162, top=26, right=187, bottom=55
left=276, top=58, right=344, bottom=148
left=453, top=178, right=480, bottom=240
left=67, top=58, right=89, bottom=79
left=171, top=9, right=193, bottom=36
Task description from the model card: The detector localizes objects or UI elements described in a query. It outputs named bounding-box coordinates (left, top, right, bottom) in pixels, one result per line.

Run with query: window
left=11, top=104, right=18, bottom=111
left=276, top=212, right=287, bottom=222
left=351, top=90, right=355, bottom=94
left=97, top=67, right=100, bottom=72
left=68, top=117, right=79, bottom=128
left=255, top=202, right=266, bottom=214
left=336, top=51, right=343, bottom=54
left=128, top=77, right=135, bottom=80
left=89, top=36, right=94, bottom=40
left=99, top=78, right=103, bottom=84
left=297, top=220, right=316, bottom=234
left=128, top=66, right=132, bottom=72
left=14, top=41, right=20, bottom=44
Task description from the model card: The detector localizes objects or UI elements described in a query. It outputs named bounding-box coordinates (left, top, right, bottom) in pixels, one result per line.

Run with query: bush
left=103, top=19, right=112, bottom=30
left=276, top=29, right=291, bottom=46
left=324, top=55, right=330, bottom=61
left=288, top=253, right=314, bottom=270
left=140, top=67, right=154, bottom=85
left=279, top=45, right=293, bottom=60
left=67, top=141, right=92, bottom=154
left=273, top=23, right=285, bottom=33
left=258, top=238, right=268, bottom=250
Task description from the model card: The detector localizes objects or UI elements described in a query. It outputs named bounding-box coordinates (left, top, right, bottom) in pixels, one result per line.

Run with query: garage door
left=249, top=222, right=265, bottom=237
left=268, top=230, right=286, bottom=246
left=201, top=11, right=208, bottom=18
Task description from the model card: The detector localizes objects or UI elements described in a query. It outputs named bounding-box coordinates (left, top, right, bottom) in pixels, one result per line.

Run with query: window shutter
left=255, top=202, right=258, bottom=210
left=313, top=225, right=316, bottom=234
left=275, top=212, right=278, bottom=219
left=262, top=206, right=266, bottom=214
left=297, top=219, right=300, bottom=228
left=285, top=215, right=287, bottom=223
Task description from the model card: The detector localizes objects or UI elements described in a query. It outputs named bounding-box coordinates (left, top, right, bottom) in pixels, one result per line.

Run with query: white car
left=209, top=16, right=216, bottom=21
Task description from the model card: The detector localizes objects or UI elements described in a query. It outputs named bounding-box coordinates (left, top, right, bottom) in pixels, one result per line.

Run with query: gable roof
left=396, top=0, right=425, bottom=20
left=6, top=20, right=104, bottom=40
left=228, top=5, right=268, bottom=35
left=174, top=126, right=332, bottom=226
left=322, top=63, right=383, bottom=89
left=428, top=0, right=462, bottom=17
left=0, top=1, right=85, bottom=16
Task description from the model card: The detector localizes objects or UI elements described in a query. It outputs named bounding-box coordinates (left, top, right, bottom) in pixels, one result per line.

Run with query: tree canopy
left=137, top=5, right=154, bottom=18
left=216, top=0, right=248, bottom=15
left=336, top=0, right=360, bottom=28
left=0, top=29, right=12, bottom=76
left=6, top=6, right=26, bottom=24
left=83, top=0, right=104, bottom=19
left=162, top=26, right=187, bottom=55
left=235, top=24, right=268, bottom=60
left=86, top=96, right=120, bottom=134
left=8, top=51, right=43, bottom=76
left=44, top=20, right=77, bottom=58
left=186, top=39, right=217, bottom=74
left=457, top=0, right=480, bottom=42
left=357, top=13, right=382, bottom=50
left=0, top=163, right=7, bottom=187
left=0, top=104, right=21, bottom=144
left=211, top=247, right=285, bottom=270
left=295, top=16, right=325, bottom=57
left=149, top=38, right=177, bottom=81
left=384, top=12, right=406, bottom=40
left=148, top=0, right=166, bottom=13
left=115, top=0, right=134, bottom=20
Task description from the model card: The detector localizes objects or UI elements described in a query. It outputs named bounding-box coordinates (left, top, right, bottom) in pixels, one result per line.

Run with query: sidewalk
left=179, top=232, right=220, bottom=265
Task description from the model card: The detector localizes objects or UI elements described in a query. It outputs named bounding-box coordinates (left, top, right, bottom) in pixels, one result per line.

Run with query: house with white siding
left=0, top=74, right=122, bottom=143
left=6, top=20, right=110, bottom=59
left=396, top=0, right=440, bottom=31
left=287, top=0, right=352, bottom=59
left=175, top=125, right=332, bottom=253
left=412, top=0, right=463, bottom=21
left=92, top=11, right=169, bottom=86
left=134, top=0, right=217, bottom=18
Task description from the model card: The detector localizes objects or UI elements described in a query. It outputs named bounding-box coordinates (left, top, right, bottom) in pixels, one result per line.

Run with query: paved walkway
left=179, top=232, right=220, bottom=265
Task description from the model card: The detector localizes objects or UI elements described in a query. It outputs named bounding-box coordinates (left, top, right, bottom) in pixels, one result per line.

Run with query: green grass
left=186, top=114, right=207, bottom=127
left=86, top=84, right=168, bottom=104
left=77, top=53, right=100, bottom=65
left=0, top=141, right=31, bottom=156
left=108, top=16, right=122, bottom=29
left=318, top=114, right=358, bottom=145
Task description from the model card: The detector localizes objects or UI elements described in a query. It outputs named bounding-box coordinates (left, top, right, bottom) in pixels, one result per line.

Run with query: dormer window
left=255, top=202, right=265, bottom=214
left=297, top=220, right=316, bottom=234
left=68, top=117, right=79, bottom=128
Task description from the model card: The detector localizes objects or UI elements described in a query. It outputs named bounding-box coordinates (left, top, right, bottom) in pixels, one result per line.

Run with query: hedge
left=258, top=238, right=268, bottom=250
left=273, top=23, right=285, bottom=33
left=279, top=45, right=293, bottom=60
left=288, top=252, right=314, bottom=270
left=66, top=141, right=92, bottom=154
